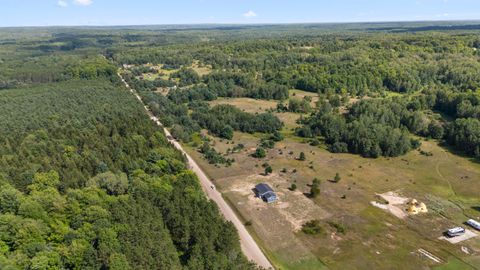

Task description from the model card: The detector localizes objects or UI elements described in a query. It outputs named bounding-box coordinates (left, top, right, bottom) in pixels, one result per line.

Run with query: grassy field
left=433, top=258, right=476, bottom=270
left=181, top=93, right=480, bottom=270
left=191, top=60, right=212, bottom=76
left=209, top=97, right=278, bottom=113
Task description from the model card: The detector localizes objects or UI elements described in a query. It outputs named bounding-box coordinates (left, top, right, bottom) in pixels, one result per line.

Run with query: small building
left=254, top=183, right=278, bottom=203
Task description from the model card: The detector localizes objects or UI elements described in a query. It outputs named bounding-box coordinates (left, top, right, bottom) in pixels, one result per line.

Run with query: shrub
left=310, top=139, right=320, bottom=146
left=271, top=131, right=284, bottom=142
left=260, top=139, right=275, bottom=149
left=252, top=147, right=266, bottom=158
left=333, top=173, right=341, bottom=183
left=302, top=220, right=323, bottom=235
left=310, top=183, right=320, bottom=198
left=328, top=221, right=347, bottom=234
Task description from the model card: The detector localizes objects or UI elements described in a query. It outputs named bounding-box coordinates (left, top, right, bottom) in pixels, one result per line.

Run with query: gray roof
left=255, top=183, right=274, bottom=195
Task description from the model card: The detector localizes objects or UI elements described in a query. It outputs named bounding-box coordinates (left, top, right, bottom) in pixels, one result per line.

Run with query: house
left=254, top=183, right=277, bottom=203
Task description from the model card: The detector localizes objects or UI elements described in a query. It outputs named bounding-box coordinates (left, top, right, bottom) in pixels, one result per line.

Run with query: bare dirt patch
left=371, top=191, right=410, bottom=219
left=227, top=173, right=330, bottom=232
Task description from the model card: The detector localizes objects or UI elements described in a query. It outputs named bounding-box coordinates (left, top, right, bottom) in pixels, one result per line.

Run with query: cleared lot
left=179, top=95, right=480, bottom=270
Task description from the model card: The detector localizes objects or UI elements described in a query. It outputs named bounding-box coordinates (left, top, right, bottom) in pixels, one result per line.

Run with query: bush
left=333, top=173, right=341, bottom=183
left=199, top=142, right=230, bottom=165
left=310, top=139, right=320, bottom=146
left=290, top=183, right=297, bottom=191
left=302, top=220, right=323, bottom=235
left=220, top=125, right=234, bottom=140
left=252, top=147, right=266, bottom=158
left=264, top=166, right=273, bottom=175
left=310, top=183, right=320, bottom=198
left=328, top=221, right=347, bottom=234
left=271, top=131, right=284, bottom=142
left=260, top=139, right=275, bottom=149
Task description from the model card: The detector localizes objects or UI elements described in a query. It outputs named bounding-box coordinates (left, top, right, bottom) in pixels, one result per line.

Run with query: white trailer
left=466, top=219, right=480, bottom=231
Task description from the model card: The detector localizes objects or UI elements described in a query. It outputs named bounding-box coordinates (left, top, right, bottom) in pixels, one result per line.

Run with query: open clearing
left=180, top=94, right=480, bottom=270
left=191, top=60, right=212, bottom=76
left=290, top=89, right=319, bottom=106
left=209, top=98, right=278, bottom=114
left=138, top=60, right=212, bottom=81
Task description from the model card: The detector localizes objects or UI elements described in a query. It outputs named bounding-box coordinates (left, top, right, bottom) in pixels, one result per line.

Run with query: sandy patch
left=379, top=191, right=410, bottom=205
left=371, top=191, right=410, bottom=219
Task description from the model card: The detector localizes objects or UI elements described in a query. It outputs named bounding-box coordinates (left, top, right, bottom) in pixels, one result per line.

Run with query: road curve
left=118, top=72, right=273, bottom=269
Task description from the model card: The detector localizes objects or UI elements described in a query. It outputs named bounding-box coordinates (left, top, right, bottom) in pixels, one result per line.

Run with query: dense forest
left=0, top=48, right=254, bottom=268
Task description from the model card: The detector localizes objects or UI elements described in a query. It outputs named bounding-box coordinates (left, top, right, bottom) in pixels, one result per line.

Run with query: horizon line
left=1, top=19, right=480, bottom=29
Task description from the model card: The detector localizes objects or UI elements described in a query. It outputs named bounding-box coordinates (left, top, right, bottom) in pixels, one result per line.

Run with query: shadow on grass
left=437, top=141, right=480, bottom=165
left=251, top=188, right=259, bottom=198
left=302, top=192, right=314, bottom=198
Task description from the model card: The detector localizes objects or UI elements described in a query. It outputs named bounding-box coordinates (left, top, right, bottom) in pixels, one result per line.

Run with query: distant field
left=290, top=89, right=319, bottom=106
left=191, top=60, right=212, bottom=76
left=209, top=97, right=278, bottom=113
left=139, top=60, right=212, bottom=81
left=208, top=90, right=315, bottom=134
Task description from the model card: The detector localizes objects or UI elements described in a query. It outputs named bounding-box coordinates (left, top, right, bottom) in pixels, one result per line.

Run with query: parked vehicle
left=446, top=227, right=465, bottom=238
left=466, top=219, right=480, bottom=231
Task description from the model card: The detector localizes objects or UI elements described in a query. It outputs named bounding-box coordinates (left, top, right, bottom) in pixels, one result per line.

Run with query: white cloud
left=436, top=13, right=450, bottom=17
left=243, top=11, right=257, bottom=18
left=57, top=0, right=68, bottom=7
left=74, top=0, right=93, bottom=6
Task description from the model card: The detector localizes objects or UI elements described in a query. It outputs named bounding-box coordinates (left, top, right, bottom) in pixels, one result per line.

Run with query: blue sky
left=1, top=0, right=480, bottom=27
